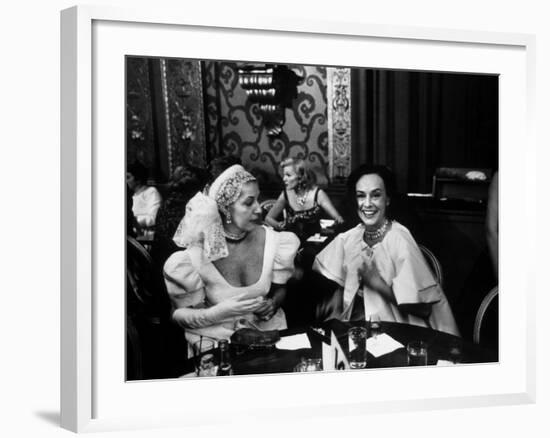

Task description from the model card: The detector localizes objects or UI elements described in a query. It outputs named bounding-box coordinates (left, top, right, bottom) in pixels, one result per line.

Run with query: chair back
left=473, top=286, right=498, bottom=345
left=418, top=244, right=444, bottom=288
left=127, top=236, right=170, bottom=320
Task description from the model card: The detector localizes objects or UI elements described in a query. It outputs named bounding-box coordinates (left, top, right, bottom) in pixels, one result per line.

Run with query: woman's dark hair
left=346, top=164, right=396, bottom=220
left=207, top=155, right=242, bottom=183
left=169, top=165, right=207, bottom=193
left=127, top=160, right=149, bottom=185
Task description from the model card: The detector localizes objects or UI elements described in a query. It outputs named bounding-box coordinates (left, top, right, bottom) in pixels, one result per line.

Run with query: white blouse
left=313, top=222, right=460, bottom=336
left=163, top=226, right=299, bottom=344
left=132, top=186, right=162, bottom=227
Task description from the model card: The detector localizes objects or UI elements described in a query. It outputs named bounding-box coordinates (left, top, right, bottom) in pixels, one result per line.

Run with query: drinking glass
left=348, top=326, right=368, bottom=369
left=448, top=340, right=463, bottom=364
left=368, top=314, right=382, bottom=339
left=407, top=340, right=428, bottom=366
left=192, top=338, right=217, bottom=377
left=305, top=358, right=323, bottom=372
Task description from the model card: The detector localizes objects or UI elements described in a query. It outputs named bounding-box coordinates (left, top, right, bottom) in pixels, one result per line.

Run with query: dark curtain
left=351, top=69, right=498, bottom=194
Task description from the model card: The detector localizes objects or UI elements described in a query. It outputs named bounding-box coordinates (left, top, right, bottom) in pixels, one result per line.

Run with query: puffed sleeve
left=163, top=249, right=233, bottom=329
left=390, top=231, right=441, bottom=305
left=312, top=234, right=346, bottom=287
left=272, top=231, right=300, bottom=284
left=163, top=250, right=205, bottom=308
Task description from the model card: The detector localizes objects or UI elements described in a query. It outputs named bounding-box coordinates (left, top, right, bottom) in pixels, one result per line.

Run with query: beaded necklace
left=223, top=229, right=248, bottom=243
left=363, top=219, right=390, bottom=245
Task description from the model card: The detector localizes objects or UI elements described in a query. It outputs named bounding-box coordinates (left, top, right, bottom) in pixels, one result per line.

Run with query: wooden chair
left=473, top=286, right=498, bottom=345
left=418, top=244, right=444, bottom=288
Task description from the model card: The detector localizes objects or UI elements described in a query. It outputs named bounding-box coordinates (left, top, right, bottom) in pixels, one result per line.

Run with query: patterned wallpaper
left=204, top=62, right=330, bottom=186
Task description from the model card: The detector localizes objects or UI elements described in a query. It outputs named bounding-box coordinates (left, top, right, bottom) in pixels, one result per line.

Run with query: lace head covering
left=172, top=165, right=257, bottom=263
left=208, top=165, right=257, bottom=219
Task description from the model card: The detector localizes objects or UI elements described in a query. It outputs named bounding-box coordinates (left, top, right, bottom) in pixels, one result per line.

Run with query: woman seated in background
left=163, top=164, right=300, bottom=347
left=265, top=157, right=344, bottom=243
left=126, top=160, right=163, bottom=233
left=312, top=164, right=460, bottom=336
left=151, top=165, right=208, bottom=270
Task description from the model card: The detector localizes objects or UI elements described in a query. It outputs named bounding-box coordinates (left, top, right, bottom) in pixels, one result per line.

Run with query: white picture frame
left=60, top=5, right=536, bottom=433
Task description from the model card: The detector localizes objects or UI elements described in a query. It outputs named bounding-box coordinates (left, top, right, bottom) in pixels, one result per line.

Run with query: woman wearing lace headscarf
left=163, top=165, right=300, bottom=346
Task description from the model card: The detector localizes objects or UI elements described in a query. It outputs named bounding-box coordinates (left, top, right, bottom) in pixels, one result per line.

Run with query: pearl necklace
left=223, top=229, right=248, bottom=242
left=363, top=219, right=390, bottom=243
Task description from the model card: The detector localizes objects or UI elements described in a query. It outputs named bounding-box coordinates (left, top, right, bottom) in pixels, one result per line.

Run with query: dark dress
left=283, top=187, right=322, bottom=243
left=281, top=188, right=324, bottom=328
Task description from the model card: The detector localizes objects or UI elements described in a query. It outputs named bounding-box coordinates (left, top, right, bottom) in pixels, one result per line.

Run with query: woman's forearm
left=269, top=285, right=287, bottom=308
left=172, top=302, right=233, bottom=329
left=265, top=215, right=283, bottom=229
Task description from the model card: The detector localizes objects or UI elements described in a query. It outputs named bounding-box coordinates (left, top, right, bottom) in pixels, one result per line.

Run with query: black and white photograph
left=125, top=57, right=499, bottom=380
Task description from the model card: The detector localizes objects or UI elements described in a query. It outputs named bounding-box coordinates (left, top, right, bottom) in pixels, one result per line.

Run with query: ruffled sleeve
left=312, top=234, right=346, bottom=287
left=272, top=231, right=300, bottom=284
left=390, top=229, right=441, bottom=305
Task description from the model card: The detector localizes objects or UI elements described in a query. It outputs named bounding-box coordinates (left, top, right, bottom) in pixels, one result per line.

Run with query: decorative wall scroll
left=327, top=67, right=352, bottom=180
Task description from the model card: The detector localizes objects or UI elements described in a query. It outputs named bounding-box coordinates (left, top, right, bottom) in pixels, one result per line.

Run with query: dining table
left=178, top=319, right=498, bottom=377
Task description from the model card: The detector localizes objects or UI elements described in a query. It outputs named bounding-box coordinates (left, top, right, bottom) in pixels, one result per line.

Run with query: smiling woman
left=163, top=165, right=300, bottom=351
left=312, top=164, right=460, bottom=335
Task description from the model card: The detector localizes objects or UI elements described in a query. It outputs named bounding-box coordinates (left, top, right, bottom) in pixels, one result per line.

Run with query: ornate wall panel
left=126, top=57, right=155, bottom=172
left=327, top=67, right=352, bottom=179
left=162, top=59, right=207, bottom=172
left=205, top=62, right=330, bottom=186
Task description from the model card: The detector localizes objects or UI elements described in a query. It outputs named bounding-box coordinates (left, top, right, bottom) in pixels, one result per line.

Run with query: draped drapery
left=351, top=70, right=498, bottom=194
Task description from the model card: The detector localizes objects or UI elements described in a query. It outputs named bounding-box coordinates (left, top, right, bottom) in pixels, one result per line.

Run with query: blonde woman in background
left=265, top=157, right=344, bottom=243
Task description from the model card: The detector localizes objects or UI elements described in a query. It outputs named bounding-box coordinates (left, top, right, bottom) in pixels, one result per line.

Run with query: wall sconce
left=238, top=64, right=301, bottom=136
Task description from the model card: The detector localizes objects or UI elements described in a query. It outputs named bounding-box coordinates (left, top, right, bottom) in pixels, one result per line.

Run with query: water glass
left=295, top=358, right=323, bottom=372
left=192, top=338, right=217, bottom=377
left=348, top=326, right=368, bottom=369
left=407, top=340, right=428, bottom=366
left=448, top=340, right=463, bottom=364
left=305, top=358, right=323, bottom=372
left=368, top=314, right=382, bottom=339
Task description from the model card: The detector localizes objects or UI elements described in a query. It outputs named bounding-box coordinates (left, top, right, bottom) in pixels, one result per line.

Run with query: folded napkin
left=306, top=234, right=327, bottom=243
left=276, top=333, right=311, bottom=350
left=366, top=333, right=404, bottom=357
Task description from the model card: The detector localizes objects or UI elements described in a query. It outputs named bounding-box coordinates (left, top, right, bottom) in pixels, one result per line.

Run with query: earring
left=226, top=216, right=232, bottom=224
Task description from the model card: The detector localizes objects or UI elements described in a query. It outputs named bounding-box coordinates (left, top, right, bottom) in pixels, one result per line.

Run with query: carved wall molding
left=163, top=59, right=207, bottom=173
left=327, top=67, right=352, bottom=180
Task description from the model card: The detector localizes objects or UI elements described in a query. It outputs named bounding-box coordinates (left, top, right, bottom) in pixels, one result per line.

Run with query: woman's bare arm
left=264, top=192, right=287, bottom=230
